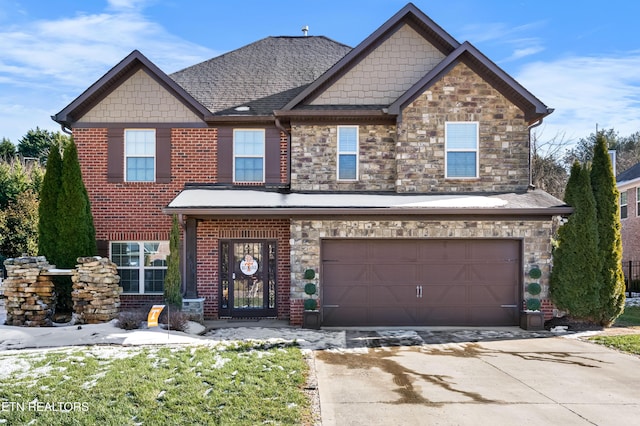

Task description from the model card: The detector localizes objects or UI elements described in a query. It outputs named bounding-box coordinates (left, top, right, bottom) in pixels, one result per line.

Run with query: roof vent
left=234, top=106, right=250, bottom=112
left=302, top=25, right=309, bottom=36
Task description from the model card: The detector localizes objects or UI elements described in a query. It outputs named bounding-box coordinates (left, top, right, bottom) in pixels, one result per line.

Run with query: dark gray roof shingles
left=617, top=162, right=640, bottom=183
left=169, top=36, right=351, bottom=116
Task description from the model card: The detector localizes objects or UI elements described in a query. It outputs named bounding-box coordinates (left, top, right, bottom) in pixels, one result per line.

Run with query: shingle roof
left=617, top=162, right=640, bottom=183
left=169, top=36, right=352, bottom=116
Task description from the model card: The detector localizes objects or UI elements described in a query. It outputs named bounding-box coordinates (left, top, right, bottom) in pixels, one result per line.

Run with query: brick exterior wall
left=290, top=217, right=560, bottom=321
left=620, top=185, right=640, bottom=261
left=195, top=219, right=291, bottom=320
left=397, top=61, right=530, bottom=193
left=290, top=124, right=397, bottom=191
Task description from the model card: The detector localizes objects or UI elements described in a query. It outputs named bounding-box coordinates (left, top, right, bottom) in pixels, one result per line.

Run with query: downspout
left=274, top=117, right=291, bottom=188
left=527, top=115, right=546, bottom=190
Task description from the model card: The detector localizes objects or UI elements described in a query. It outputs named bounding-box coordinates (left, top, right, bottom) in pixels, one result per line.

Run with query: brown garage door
left=321, top=239, right=521, bottom=326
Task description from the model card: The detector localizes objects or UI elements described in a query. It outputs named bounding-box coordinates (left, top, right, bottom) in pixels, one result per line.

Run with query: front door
left=219, top=241, right=277, bottom=317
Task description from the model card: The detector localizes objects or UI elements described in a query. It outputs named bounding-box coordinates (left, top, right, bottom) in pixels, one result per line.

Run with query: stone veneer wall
left=289, top=217, right=561, bottom=322
left=72, top=256, right=122, bottom=324
left=397, top=61, right=531, bottom=193
left=290, top=124, right=397, bottom=191
left=2, top=257, right=55, bottom=326
left=2, top=256, right=121, bottom=326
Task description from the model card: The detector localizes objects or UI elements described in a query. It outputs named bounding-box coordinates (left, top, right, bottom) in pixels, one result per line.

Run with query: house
left=52, top=3, right=571, bottom=327
left=617, top=162, right=640, bottom=285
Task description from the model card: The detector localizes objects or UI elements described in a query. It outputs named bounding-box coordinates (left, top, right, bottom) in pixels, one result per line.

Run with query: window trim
left=110, top=240, right=169, bottom=295
left=621, top=190, right=628, bottom=219
left=124, top=129, right=156, bottom=182
left=445, top=121, right=479, bottom=179
left=337, top=125, right=359, bottom=181
left=637, top=187, right=640, bottom=217
left=233, top=129, right=265, bottom=183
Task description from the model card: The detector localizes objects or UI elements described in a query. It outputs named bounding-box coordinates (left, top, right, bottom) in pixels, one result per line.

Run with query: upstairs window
left=445, top=122, right=479, bottom=178
left=338, top=126, right=358, bottom=180
left=111, top=241, right=169, bottom=294
left=125, top=129, right=156, bottom=182
left=234, top=129, right=265, bottom=183
left=621, top=191, right=628, bottom=219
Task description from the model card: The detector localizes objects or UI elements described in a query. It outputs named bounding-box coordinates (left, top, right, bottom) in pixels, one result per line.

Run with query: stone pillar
left=2, top=257, right=54, bottom=326
left=72, top=256, right=122, bottom=324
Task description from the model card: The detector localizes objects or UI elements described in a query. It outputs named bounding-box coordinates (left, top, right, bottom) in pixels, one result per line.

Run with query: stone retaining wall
left=72, top=256, right=122, bottom=324
left=2, top=256, right=121, bottom=326
left=2, top=257, right=55, bottom=326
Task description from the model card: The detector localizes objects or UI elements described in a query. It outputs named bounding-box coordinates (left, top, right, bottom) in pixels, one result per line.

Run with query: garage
left=321, top=239, right=521, bottom=326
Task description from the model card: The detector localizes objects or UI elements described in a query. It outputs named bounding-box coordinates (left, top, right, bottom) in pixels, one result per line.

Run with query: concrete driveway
left=314, top=330, right=640, bottom=425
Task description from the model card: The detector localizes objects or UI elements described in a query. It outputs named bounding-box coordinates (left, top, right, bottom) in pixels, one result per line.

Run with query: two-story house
left=52, top=3, right=571, bottom=327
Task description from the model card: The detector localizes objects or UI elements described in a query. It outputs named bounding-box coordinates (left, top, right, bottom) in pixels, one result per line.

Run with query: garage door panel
left=469, top=285, right=517, bottom=305
left=323, top=264, right=367, bottom=283
left=371, top=264, right=418, bottom=282
left=321, top=239, right=520, bottom=327
left=370, top=241, right=418, bottom=262
left=422, top=285, right=466, bottom=306
left=371, top=285, right=420, bottom=305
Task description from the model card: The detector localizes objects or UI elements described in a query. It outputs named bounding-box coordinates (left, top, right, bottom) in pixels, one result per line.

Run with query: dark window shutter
left=156, top=128, right=171, bottom=183
left=217, top=127, right=233, bottom=183
left=265, top=128, right=282, bottom=184
left=97, top=240, right=109, bottom=258
left=107, top=128, right=124, bottom=182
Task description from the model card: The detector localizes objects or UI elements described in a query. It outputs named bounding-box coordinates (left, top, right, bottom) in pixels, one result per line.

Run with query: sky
left=1, top=0, right=639, bottom=149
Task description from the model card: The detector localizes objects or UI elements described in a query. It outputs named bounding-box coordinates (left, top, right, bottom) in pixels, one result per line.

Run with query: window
left=445, top=122, right=479, bottom=178
left=125, top=129, right=155, bottom=182
left=621, top=191, right=628, bottom=219
left=234, top=129, right=265, bottom=182
left=338, top=126, right=358, bottom=180
left=111, top=241, right=169, bottom=294
left=637, top=188, right=640, bottom=217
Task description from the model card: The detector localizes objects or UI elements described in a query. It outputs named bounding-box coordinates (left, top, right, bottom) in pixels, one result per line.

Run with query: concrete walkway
left=314, top=334, right=640, bottom=426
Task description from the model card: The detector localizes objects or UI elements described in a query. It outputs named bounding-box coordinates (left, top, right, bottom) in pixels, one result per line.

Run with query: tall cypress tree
left=591, top=134, right=625, bottom=325
left=56, top=140, right=96, bottom=268
left=164, top=214, right=183, bottom=309
left=38, top=144, right=63, bottom=264
left=550, top=161, right=601, bottom=320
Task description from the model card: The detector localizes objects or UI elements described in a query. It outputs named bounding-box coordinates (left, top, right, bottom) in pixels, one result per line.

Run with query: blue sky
left=1, top=0, right=639, bottom=149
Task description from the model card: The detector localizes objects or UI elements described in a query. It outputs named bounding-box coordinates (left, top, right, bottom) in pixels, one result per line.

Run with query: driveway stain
left=316, top=347, right=495, bottom=406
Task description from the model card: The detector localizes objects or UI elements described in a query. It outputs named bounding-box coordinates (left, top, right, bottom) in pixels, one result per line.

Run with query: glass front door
left=219, top=241, right=277, bottom=317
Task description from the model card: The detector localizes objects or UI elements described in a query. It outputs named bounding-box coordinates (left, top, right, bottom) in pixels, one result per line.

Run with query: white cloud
left=519, top=53, right=640, bottom=144
left=458, top=20, right=547, bottom=62
left=0, top=2, right=217, bottom=142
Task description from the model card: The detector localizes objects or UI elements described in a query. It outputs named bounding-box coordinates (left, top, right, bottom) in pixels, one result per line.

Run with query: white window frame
left=233, top=129, right=265, bottom=183
left=445, top=122, right=479, bottom=179
left=125, top=129, right=156, bottom=182
left=337, top=125, right=359, bottom=181
left=110, top=241, right=169, bottom=294
left=637, top=187, right=640, bottom=217
left=621, top=191, right=628, bottom=219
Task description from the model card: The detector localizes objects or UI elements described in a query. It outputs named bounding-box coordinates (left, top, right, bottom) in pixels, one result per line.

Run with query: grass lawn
left=590, top=306, right=640, bottom=356
left=0, top=342, right=311, bottom=425
left=614, top=305, right=640, bottom=327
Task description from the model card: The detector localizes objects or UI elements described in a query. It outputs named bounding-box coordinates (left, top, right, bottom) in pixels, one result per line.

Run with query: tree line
left=532, top=128, right=640, bottom=199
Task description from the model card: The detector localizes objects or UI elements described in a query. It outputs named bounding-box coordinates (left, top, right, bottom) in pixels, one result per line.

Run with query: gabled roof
left=52, top=50, right=212, bottom=127
left=388, top=41, right=552, bottom=123
left=617, top=162, right=640, bottom=184
left=281, top=3, right=460, bottom=111
left=169, top=36, right=352, bottom=117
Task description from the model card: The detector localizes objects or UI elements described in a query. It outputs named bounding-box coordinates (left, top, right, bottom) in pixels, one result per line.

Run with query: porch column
left=183, top=217, right=198, bottom=298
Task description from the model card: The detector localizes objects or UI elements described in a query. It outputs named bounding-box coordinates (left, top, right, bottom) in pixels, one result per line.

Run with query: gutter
left=162, top=205, right=574, bottom=217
